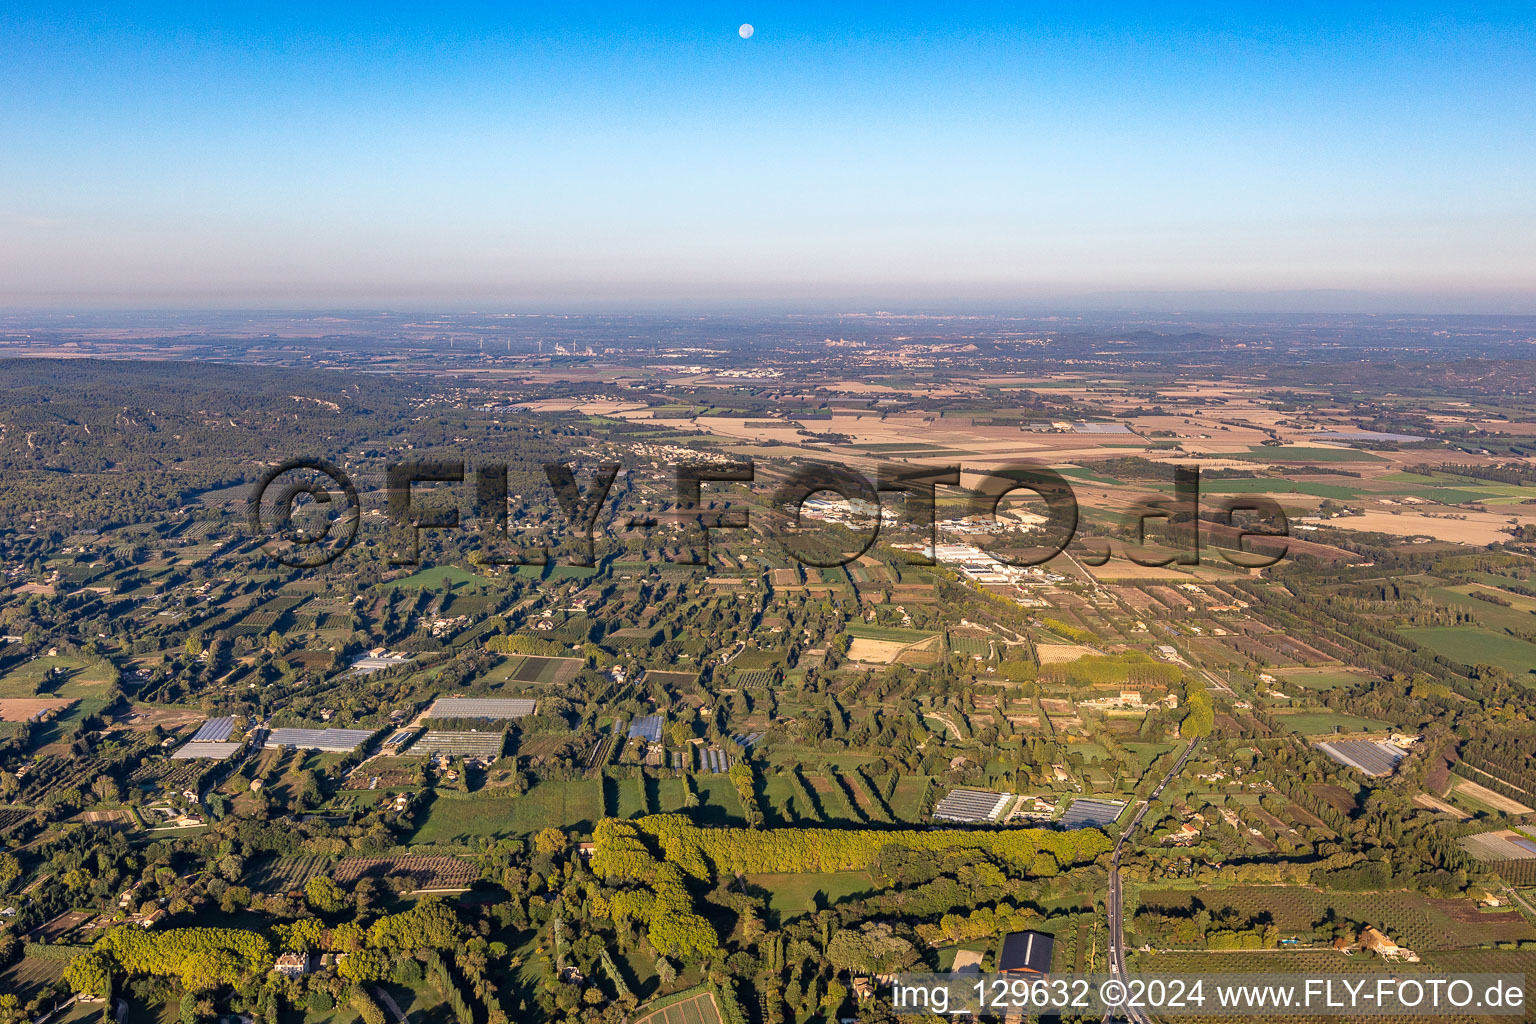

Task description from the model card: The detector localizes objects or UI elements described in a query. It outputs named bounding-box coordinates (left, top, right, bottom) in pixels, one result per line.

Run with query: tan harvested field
left=1413, top=793, right=1471, bottom=820
left=117, top=704, right=205, bottom=731
left=0, top=697, right=73, bottom=721
left=1086, top=560, right=1197, bottom=581
left=1451, top=777, right=1534, bottom=815
left=846, top=638, right=908, bottom=664
left=515, top=398, right=648, bottom=414
left=1036, top=643, right=1093, bottom=664
left=1298, top=509, right=1536, bottom=545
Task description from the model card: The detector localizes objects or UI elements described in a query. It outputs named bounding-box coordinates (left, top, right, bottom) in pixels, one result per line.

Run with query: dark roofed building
left=998, top=930, right=1054, bottom=975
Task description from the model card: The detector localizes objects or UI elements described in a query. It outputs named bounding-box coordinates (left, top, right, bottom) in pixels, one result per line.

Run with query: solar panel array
left=932, top=789, right=1012, bottom=823
left=427, top=697, right=537, bottom=720
left=628, top=715, right=663, bottom=742
left=1314, top=740, right=1406, bottom=777
left=409, top=731, right=505, bottom=758
left=1059, top=798, right=1126, bottom=829
left=189, top=717, right=235, bottom=743
left=264, top=727, right=373, bottom=752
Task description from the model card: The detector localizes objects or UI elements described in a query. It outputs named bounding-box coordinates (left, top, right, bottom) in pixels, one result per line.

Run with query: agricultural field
left=245, top=854, right=333, bottom=892
left=0, top=956, right=66, bottom=1002
left=1446, top=776, right=1535, bottom=815
left=0, top=697, right=74, bottom=721
left=14, top=320, right=1536, bottom=1024
left=28, top=909, right=94, bottom=941
left=1275, top=667, right=1372, bottom=690
left=742, top=871, right=877, bottom=922
left=1400, top=626, right=1536, bottom=678
left=331, top=855, right=477, bottom=889
left=1135, top=886, right=1535, bottom=950
left=387, top=565, right=485, bottom=589
left=408, top=779, right=604, bottom=842
left=0, top=655, right=115, bottom=698
left=689, top=776, right=747, bottom=826
left=1270, top=709, right=1392, bottom=735
left=843, top=623, right=939, bottom=644
left=1137, top=949, right=1536, bottom=1024
left=644, top=670, right=699, bottom=690
left=505, top=655, right=583, bottom=685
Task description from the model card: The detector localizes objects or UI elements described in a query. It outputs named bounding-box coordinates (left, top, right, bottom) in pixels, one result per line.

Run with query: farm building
left=171, top=716, right=242, bottom=759
left=998, top=930, right=1054, bottom=975
left=1314, top=740, right=1407, bottom=777
left=427, top=697, right=537, bottom=720
left=408, top=730, right=506, bottom=759
left=1059, top=798, right=1126, bottom=829
left=628, top=715, right=663, bottom=743
left=171, top=741, right=241, bottom=760
left=699, top=747, right=732, bottom=773
left=350, top=652, right=411, bottom=674
left=188, top=717, right=235, bottom=742
left=264, top=728, right=372, bottom=753
left=932, top=789, right=1012, bottom=824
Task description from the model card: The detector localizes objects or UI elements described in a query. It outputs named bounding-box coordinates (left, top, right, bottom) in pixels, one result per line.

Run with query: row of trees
left=593, top=814, right=1111, bottom=880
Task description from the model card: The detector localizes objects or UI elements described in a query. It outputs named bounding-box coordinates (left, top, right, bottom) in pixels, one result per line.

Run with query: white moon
left=738, top=23, right=754, bottom=39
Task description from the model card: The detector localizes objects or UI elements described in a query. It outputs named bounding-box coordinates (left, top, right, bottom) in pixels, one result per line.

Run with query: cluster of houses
left=1077, top=689, right=1180, bottom=712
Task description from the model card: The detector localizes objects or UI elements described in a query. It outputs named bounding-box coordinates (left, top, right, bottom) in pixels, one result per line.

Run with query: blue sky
left=2, top=2, right=1533, bottom=309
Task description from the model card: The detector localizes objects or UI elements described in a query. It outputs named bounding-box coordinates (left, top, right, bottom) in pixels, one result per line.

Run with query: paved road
left=1104, top=737, right=1200, bottom=1024
left=371, top=986, right=411, bottom=1024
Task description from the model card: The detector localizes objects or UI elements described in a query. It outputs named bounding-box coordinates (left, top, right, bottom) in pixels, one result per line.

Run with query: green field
left=1383, top=471, right=1536, bottom=504
left=1066, top=741, right=1112, bottom=762
left=1276, top=667, right=1371, bottom=690
left=611, top=775, right=649, bottom=818
left=690, top=776, right=747, bottom=826
left=1236, top=446, right=1385, bottom=462
left=654, top=777, right=689, bottom=813
left=0, top=654, right=115, bottom=698
left=760, top=775, right=812, bottom=824
left=1122, top=742, right=1179, bottom=772
left=1271, top=709, right=1391, bottom=735
left=888, top=775, right=933, bottom=821
left=388, top=564, right=483, bottom=589
left=744, top=871, right=876, bottom=921
left=1401, top=625, right=1536, bottom=677
left=1430, top=586, right=1536, bottom=633
left=408, top=779, right=603, bottom=842
left=1203, top=479, right=1362, bottom=500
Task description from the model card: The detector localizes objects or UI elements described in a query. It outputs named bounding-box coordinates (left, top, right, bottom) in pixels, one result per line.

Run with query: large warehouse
left=427, top=697, right=538, bottom=720
left=408, top=731, right=506, bottom=759
left=264, top=727, right=373, bottom=753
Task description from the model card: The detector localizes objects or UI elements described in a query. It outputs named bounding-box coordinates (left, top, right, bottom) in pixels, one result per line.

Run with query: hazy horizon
left=4, top=2, right=1533, bottom=309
